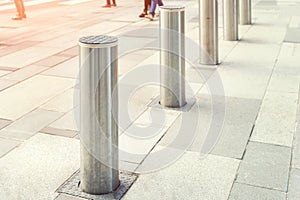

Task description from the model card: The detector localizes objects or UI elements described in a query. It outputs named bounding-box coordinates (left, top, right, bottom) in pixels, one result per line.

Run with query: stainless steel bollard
left=199, top=0, right=219, bottom=65
left=223, top=0, right=238, bottom=41
left=239, top=0, right=251, bottom=25
left=79, top=35, right=119, bottom=194
left=159, top=5, right=186, bottom=108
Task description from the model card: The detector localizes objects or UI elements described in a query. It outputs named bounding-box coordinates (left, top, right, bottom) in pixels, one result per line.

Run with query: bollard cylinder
left=79, top=35, right=119, bottom=194
left=199, top=0, right=219, bottom=65
left=239, top=0, right=251, bottom=25
left=159, top=5, right=186, bottom=108
left=223, top=0, right=238, bottom=41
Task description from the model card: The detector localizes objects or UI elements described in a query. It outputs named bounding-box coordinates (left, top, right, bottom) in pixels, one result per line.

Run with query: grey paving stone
left=55, top=194, right=87, bottom=200
left=251, top=91, right=298, bottom=147
left=0, top=75, right=74, bottom=120
left=288, top=168, right=300, bottom=200
left=293, top=119, right=300, bottom=169
left=124, top=152, right=240, bottom=200
left=159, top=95, right=261, bottom=159
left=208, top=97, right=261, bottom=159
left=229, top=183, right=286, bottom=200
left=40, top=127, right=78, bottom=138
left=236, top=142, right=291, bottom=191
left=0, top=133, right=79, bottom=199
left=0, top=138, right=20, bottom=158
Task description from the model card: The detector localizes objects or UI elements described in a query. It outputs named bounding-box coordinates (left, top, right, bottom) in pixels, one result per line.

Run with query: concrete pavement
left=0, top=0, right=300, bottom=199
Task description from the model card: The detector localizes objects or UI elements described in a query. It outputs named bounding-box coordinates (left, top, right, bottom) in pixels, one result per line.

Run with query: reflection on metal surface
left=239, top=0, right=251, bottom=25
left=223, top=0, right=239, bottom=41
left=79, top=35, right=119, bottom=194
left=159, top=5, right=186, bottom=108
left=199, top=0, right=219, bottom=65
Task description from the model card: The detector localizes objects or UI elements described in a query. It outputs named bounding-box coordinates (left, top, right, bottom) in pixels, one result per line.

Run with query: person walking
left=12, top=0, right=26, bottom=20
left=102, top=0, right=116, bottom=8
left=146, top=0, right=163, bottom=21
left=139, top=0, right=151, bottom=18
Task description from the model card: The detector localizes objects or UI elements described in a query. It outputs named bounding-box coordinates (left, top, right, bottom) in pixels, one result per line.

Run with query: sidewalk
left=0, top=0, right=300, bottom=199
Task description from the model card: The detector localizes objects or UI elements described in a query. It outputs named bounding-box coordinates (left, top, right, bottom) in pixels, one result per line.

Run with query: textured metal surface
left=239, top=0, right=251, bottom=25
left=79, top=35, right=118, bottom=45
left=199, top=0, right=219, bottom=65
left=160, top=5, right=185, bottom=11
left=223, top=0, right=238, bottom=41
left=57, top=170, right=138, bottom=200
left=79, top=37, right=119, bottom=194
left=159, top=6, right=186, bottom=108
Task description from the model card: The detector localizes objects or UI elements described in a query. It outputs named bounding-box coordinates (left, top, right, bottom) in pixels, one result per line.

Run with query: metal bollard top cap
left=159, top=5, right=185, bottom=11
left=78, top=35, right=118, bottom=48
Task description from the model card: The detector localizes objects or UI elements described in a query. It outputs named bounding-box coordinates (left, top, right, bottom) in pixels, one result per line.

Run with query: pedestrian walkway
left=0, top=0, right=300, bottom=199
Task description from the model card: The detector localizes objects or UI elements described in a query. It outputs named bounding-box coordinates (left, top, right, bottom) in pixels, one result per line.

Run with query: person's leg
left=146, top=0, right=151, bottom=11
left=149, top=0, right=158, bottom=15
left=140, top=0, right=151, bottom=17
left=158, top=0, right=163, bottom=6
left=112, top=0, right=116, bottom=6
left=12, top=0, right=26, bottom=20
left=102, top=0, right=111, bottom=7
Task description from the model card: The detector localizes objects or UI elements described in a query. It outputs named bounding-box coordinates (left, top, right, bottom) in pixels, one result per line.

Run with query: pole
left=79, top=35, right=119, bottom=194
left=223, top=0, right=238, bottom=41
left=199, top=0, right=219, bottom=65
left=239, top=0, right=251, bottom=25
left=159, top=5, right=186, bottom=108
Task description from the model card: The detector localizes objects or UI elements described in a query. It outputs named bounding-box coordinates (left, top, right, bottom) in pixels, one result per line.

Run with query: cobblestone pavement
left=0, top=0, right=300, bottom=199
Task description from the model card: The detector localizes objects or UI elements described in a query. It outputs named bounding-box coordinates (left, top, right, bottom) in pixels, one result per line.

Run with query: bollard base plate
left=57, top=170, right=138, bottom=200
left=149, top=97, right=196, bottom=112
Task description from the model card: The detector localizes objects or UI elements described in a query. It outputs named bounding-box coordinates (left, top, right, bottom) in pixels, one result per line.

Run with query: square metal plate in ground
left=57, top=170, right=138, bottom=200
left=148, top=96, right=196, bottom=112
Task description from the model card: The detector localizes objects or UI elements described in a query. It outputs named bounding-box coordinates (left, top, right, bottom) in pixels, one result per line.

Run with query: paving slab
left=0, top=118, right=12, bottom=130
left=0, top=138, right=20, bottom=158
left=0, top=79, right=18, bottom=92
left=288, top=168, right=300, bottom=200
left=42, top=57, right=79, bottom=79
left=293, top=116, right=300, bottom=169
left=49, top=108, right=79, bottom=131
left=284, top=28, right=300, bottom=43
left=251, top=91, right=298, bottom=147
left=229, top=183, right=286, bottom=200
left=55, top=194, right=87, bottom=200
left=0, top=133, right=79, bottom=200
left=40, top=127, right=78, bottom=138
left=123, top=152, right=240, bottom=200
left=119, top=124, right=168, bottom=164
left=268, top=72, right=299, bottom=93
left=2, top=64, right=48, bottom=81
left=0, top=75, right=74, bottom=120
left=201, top=62, right=272, bottom=99
left=0, top=70, right=10, bottom=77
left=159, top=95, right=260, bottom=159
left=0, top=46, right=63, bottom=68
left=0, top=109, right=63, bottom=141
left=34, top=55, right=71, bottom=67
left=236, top=142, right=291, bottom=191
left=118, top=84, right=159, bottom=130
left=40, top=88, right=75, bottom=113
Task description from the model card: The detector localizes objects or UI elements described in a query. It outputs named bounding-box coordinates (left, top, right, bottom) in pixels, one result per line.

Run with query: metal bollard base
left=57, top=170, right=137, bottom=200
